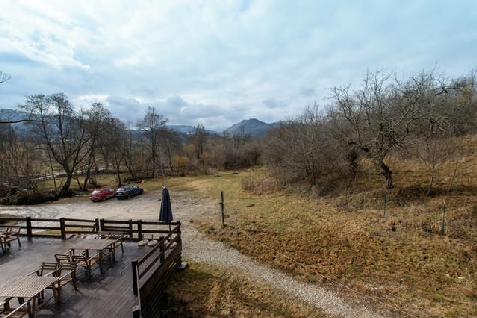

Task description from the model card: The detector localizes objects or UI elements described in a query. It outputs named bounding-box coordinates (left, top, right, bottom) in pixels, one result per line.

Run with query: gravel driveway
left=0, top=190, right=385, bottom=318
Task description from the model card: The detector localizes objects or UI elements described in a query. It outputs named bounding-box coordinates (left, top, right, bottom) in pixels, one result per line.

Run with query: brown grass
left=166, top=137, right=477, bottom=318
left=163, top=262, right=331, bottom=318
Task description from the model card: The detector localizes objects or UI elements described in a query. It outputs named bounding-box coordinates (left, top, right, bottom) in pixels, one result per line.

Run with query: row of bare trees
left=4, top=69, right=474, bottom=198
left=263, top=70, right=477, bottom=191
left=0, top=87, right=260, bottom=198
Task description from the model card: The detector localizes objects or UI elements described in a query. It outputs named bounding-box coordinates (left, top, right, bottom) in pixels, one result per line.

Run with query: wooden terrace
left=0, top=218, right=183, bottom=318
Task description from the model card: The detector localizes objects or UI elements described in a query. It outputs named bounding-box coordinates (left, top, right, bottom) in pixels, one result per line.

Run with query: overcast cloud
left=0, top=0, right=475, bottom=131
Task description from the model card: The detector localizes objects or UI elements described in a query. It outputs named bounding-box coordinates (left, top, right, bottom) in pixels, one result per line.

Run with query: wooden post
left=60, top=217, right=66, bottom=240
left=220, top=191, right=225, bottom=226
left=100, top=218, right=105, bottom=232
left=94, top=218, right=100, bottom=233
left=441, top=204, right=446, bottom=236
left=138, top=220, right=143, bottom=241
left=26, top=217, right=32, bottom=238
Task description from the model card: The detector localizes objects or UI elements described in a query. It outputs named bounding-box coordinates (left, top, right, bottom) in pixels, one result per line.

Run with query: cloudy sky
left=0, top=1, right=475, bottom=131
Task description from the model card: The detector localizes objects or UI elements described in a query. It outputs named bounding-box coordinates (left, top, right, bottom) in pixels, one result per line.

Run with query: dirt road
left=0, top=190, right=384, bottom=318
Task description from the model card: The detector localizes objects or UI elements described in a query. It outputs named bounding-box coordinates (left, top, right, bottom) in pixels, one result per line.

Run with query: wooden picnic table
left=67, top=238, right=121, bottom=262
left=0, top=275, right=60, bottom=318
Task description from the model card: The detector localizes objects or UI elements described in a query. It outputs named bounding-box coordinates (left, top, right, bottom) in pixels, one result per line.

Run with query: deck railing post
left=26, top=217, right=32, bottom=238
left=60, top=217, right=66, bottom=240
left=138, top=220, right=143, bottom=241
left=94, top=218, right=100, bottom=233
left=100, top=218, right=105, bottom=232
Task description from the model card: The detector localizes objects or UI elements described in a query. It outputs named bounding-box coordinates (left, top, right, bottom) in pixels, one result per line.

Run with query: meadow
left=161, top=140, right=477, bottom=317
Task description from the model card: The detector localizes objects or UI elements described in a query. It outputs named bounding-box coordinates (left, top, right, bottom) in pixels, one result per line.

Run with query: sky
left=0, top=0, right=476, bottom=131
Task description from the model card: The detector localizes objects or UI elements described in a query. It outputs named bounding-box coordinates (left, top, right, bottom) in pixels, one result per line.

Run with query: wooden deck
left=0, top=236, right=150, bottom=317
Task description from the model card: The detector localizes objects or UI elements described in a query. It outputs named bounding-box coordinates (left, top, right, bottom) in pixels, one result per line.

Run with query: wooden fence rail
left=0, top=217, right=181, bottom=241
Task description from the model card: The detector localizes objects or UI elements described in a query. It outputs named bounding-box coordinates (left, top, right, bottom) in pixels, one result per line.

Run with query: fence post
left=220, top=191, right=225, bottom=226
left=138, top=220, right=143, bottom=241
left=60, top=217, right=66, bottom=240
left=94, top=218, right=100, bottom=233
left=100, top=218, right=105, bottom=232
left=26, top=217, right=32, bottom=238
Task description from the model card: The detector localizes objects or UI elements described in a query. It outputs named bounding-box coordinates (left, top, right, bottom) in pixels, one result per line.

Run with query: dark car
left=90, top=187, right=117, bottom=202
left=115, top=185, right=144, bottom=199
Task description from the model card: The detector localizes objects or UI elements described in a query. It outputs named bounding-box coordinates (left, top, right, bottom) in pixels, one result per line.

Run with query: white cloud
left=0, top=0, right=476, bottom=130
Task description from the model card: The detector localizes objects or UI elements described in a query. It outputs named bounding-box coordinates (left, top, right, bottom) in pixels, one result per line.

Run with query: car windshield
left=118, top=187, right=127, bottom=191
left=92, top=190, right=101, bottom=194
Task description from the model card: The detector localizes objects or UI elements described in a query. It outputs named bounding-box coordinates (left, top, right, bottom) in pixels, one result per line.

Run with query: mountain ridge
left=0, top=108, right=280, bottom=138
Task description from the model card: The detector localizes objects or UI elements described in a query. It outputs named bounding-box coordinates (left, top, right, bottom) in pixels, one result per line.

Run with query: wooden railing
left=0, top=217, right=181, bottom=241
left=132, top=223, right=182, bottom=318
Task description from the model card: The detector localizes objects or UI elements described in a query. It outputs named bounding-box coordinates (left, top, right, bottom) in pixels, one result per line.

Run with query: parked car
left=90, top=188, right=117, bottom=202
left=115, top=185, right=144, bottom=199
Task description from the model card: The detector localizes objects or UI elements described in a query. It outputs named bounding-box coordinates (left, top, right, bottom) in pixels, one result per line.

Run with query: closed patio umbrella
left=159, top=187, right=173, bottom=231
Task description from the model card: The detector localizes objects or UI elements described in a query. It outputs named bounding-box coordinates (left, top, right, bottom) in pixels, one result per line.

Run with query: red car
left=90, top=188, right=117, bottom=202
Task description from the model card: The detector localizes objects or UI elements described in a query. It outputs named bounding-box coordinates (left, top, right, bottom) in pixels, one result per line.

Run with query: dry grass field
left=162, top=136, right=477, bottom=317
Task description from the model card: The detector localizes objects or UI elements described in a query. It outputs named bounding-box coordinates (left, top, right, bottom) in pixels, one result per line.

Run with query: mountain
left=224, top=118, right=272, bottom=138
left=168, top=125, right=217, bottom=135
left=0, top=109, right=284, bottom=139
left=168, top=125, right=196, bottom=134
left=0, top=109, right=30, bottom=122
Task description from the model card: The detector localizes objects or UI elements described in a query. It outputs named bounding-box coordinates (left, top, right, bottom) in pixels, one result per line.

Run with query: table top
left=67, top=238, right=118, bottom=251
left=0, top=275, right=59, bottom=298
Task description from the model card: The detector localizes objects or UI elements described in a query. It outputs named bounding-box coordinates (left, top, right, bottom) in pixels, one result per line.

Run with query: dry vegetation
left=163, top=262, right=331, bottom=318
left=163, top=136, right=477, bottom=318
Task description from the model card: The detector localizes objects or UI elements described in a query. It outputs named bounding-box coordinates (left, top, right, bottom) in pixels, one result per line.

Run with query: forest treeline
left=0, top=69, right=476, bottom=201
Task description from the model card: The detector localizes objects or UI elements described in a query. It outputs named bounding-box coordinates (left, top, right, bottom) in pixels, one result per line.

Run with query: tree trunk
left=380, top=162, right=393, bottom=189
left=59, top=174, right=72, bottom=197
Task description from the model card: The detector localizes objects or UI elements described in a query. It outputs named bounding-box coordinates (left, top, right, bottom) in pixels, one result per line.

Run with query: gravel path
left=0, top=190, right=386, bottom=318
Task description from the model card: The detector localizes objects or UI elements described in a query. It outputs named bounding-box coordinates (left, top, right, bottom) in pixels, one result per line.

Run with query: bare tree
left=100, top=118, right=128, bottom=187
left=190, top=123, right=207, bottom=159
left=328, top=71, right=442, bottom=189
left=20, top=93, right=92, bottom=197
left=136, top=106, right=168, bottom=178
left=79, top=102, right=113, bottom=190
left=264, top=104, right=338, bottom=186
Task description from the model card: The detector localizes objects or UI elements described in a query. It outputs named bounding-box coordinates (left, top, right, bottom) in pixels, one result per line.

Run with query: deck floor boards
left=0, top=236, right=150, bottom=318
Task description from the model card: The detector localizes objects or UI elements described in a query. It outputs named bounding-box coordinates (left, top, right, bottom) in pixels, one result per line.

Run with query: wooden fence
left=132, top=224, right=182, bottom=318
left=0, top=217, right=183, bottom=317
left=0, top=217, right=180, bottom=241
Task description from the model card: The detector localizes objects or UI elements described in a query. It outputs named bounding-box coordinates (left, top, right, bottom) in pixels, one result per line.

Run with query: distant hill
left=0, top=109, right=285, bottom=139
left=168, top=125, right=217, bottom=135
left=224, top=118, right=271, bottom=138
left=0, top=109, right=30, bottom=122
